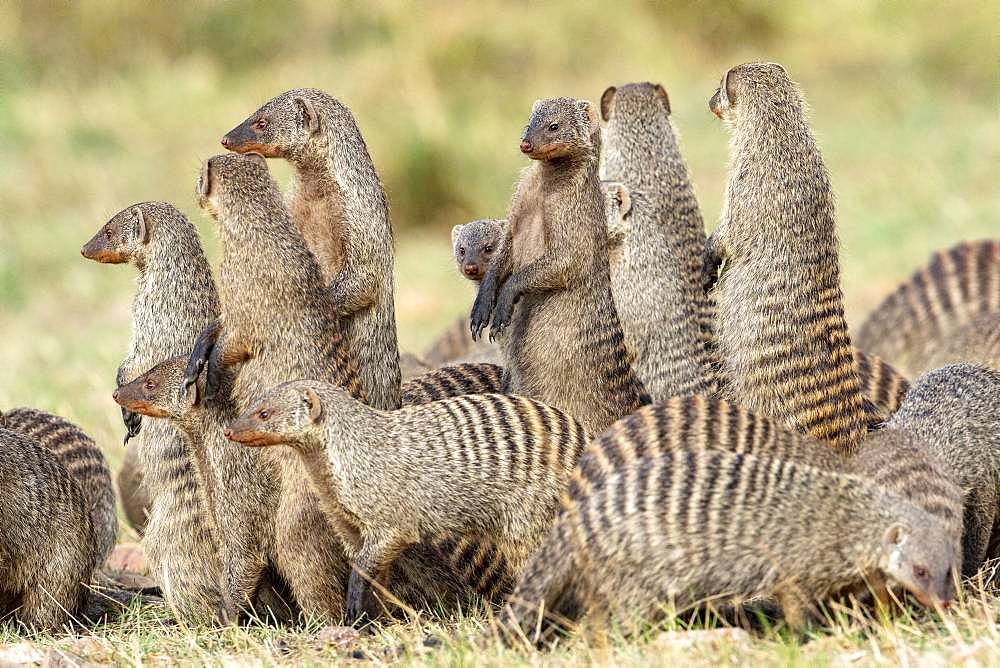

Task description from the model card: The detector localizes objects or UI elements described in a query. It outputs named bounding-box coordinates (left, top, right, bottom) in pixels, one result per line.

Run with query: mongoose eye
left=105, top=228, right=114, bottom=240
left=143, top=380, right=155, bottom=391
left=254, top=118, right=268, bottom=131
left=548, top=122, right=559, bottom=132
left=484, top=245, right=494, bottom=253
left=459, top=247, right=466, bottom=256
left=912, top=565, right=929, bottom=580
left=258, top=410, right=270, bottom=421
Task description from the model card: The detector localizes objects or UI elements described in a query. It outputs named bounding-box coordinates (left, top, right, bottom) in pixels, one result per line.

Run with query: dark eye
left=483, top=245, right=494, bottom=253
left=459, top=247, right=466, bottom=256
left=259, top=410, right=270, bottom=421
left=548, top=123, right=559, bottom=131
left=144, top=380, right=155, bottom=391
left=913, top=565, right=929, bottom=580
left=254, top=118, right=268, bottom=131
left=105, top=228, right=114, bottom=239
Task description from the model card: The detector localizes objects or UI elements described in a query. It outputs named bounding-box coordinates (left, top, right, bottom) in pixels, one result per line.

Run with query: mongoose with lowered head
left=855, top=239, right=1000, bottom=377
left=81, top=201, right=221, bottom=614
left=225, top=380, right=592, bottom=624
left=0, top=428, right=99, bottom=631
left=885, top=363, right=1000, bottom=575
left=221, top=88, right=401, bottom=411
left=599, top=82, right=715, bottom=401
left=471, top=97, right=649, bottom=434
left=704, top=62, right=866, bottom=456
left=117, top=442, right=150, bottom=535
left=501, top=449, right=958, bottom=645
left=0, top=407, right=117, bottom=563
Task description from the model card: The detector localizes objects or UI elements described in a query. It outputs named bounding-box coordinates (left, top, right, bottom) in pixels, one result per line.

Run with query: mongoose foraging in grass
left=221, top=88, right=401, bottom=411
left=117, top=442, right=150, bottom=535
left=81, top=201, right=222, bottom=617
left=599, top=82, right=715, bottom=400
left=855, top=240, right=1000, bottom=377
left=885, top=363, right=1000, bottom=576
left=471, top=97, right=649, bottom=434
left=704, top=62, right=866, bottom=456
left=225, top=380, right=592, bottom=624
left=501, top=449, right=958, bottom=645
left=0, top=407, right=116, bottom=563
left=0, top=428, right=98, bottom=631
left=401, top=363, right=505, bottom=406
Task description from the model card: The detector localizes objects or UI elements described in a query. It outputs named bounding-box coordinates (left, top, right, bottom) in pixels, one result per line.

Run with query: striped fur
left=924, top=312, right=1000, bottom=371
left=0, top=408, right=116, bottom=563
left=856, top=240, right=1000, bottom=376
left=705, top=62, right=866, bottom=455
left=854, top=350, right=911, bottom=423
left=402, top=363, right=505, bottom=406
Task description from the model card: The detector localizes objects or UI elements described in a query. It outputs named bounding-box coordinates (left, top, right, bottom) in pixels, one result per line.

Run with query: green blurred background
left=1, top=1, right=996, bottom=530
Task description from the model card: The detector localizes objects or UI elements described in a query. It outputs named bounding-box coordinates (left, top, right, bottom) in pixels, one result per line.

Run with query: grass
left=1, top=0, right=998, bottom=664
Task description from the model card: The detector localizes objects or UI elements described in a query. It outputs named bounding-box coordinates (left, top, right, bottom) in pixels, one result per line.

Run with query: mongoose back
left=401, top=363, right=505, bottom=406
left=704, top=62, right=866, bottom=455
left=225, top=380, right=592, bottom=624
left=855, top=240, right=1000, bottom=376
left=222, top=88, right=401, bottom=411
left=502, top=449, right=958, bottom=645
left=0, top=428, right=99, bottom=631
left=471, top=97, right=649, bottom=434
left=923, top=311, right=1000, bottom=371
left=81, top=201, right=221, bottom=611
left=599, top=82, right=715, bottom=400
left=886, top=363, right=1000, bottom=575
left=0, top=407, right=116, bottom=562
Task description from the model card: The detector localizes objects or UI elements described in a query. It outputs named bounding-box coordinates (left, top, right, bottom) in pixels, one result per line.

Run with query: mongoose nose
left=463, top=264, right=480, bottom=277
left=519, top=141, right=533, bottom=154
left=221, top=135, right=232, bottom=149
left=112, top=389, right=119, bottom=401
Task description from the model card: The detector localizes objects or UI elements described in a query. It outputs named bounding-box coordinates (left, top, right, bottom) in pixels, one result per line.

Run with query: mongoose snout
left=519, top=141, right=532, bottom=153
left=708, top=89, right=723, bottom=117
left=220, top=117, right=279, bottom=158
left=463, top=264, right=481, bottom=278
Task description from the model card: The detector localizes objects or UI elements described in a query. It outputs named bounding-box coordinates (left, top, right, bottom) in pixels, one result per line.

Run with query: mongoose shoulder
left=704, top=62, right=866, bottom=455
left=226, top=380, right=592, bottom=624
left=599, top=82, right=715, bottom=400
left=222, top=88, right=401, bottom=411
left=0, top=428, right=99, bottom=631
left=0, top=407, right=116, bottom=563
left=886, top=362, right=1000, bottom=575
left=502, top=449, right=958, bottom=645
left=855, top=239, right=1000, bottom=376
left=471, top=97, right=649, bottom=434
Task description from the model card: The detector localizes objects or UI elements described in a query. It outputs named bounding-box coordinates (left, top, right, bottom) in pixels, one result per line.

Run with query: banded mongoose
left=885, top=363, right=1000, bottom=575
left=922, top=311, right=1000, bottom=371
left=501, top=449, right=958, bottom=645
left=0, top=428, right=98, bottom=630
left=117, top=442, right=150, bottom=535
left=423, top=218, right=506, bottom=367
left=401, top=363, right=505, bottom=406
left=599, top=82, right=715, bottom=400
left=471, top=97, right=649, bottom=434
left=855, top=239, right=1000, bottom=377
left=704, top=62, right=866, bottom=455
left=0, top=407, right=116, bottom=563
left=222, top=88, right=401, bottom=411
left=81, top=201, right=222, bottom=614
left=224, top=380, right=592, bottom=624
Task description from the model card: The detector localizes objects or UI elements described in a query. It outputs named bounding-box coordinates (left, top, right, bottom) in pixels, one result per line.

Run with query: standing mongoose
left=0, top=428, right=99, bottom=631
left=855, top=239, right=1000, bottom=377
left=221, top=88, right=401, bottom=411
left=599, top=82, right=715, bottom=401
left=884, top=363, right=1000, bottom=575
left=81, top=201, right=222, bottom=615
left=471, top=97, right=649, bottom=434
left=117, top=442, right=150, bottom=535
left=224, top=379, right=592, bottom=624
left=501, top=449, right=958, bottom=645
left=0, top=408, right=117, bottom=563
left=704, top=62, right=867, bottom=456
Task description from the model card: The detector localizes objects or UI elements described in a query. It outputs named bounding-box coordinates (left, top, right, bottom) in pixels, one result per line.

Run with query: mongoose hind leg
left=346, top=530, right=411, bottom=626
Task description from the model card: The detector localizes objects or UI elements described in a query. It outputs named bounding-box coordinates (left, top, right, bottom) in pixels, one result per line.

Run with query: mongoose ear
left=577, top=99, right=600, bottom=135
left=530, top=99, right=543, bottom=114
left=613, top=184, right=632, bottom=218
left=182, top=376, right=200, bottom=409
left=132, top=207, right=149, bottom=245
left=883, top=524, right=908, bottom=550
left=723, top=68, right=738, bottom=108
left=294, top=96, right=320, bottom=135
left=302, top=387, right=323, bottom=423
left=600, top=86, right=617, bottom=122
left=451, top=224, right=462, bottom=247
left=197, top=161, right=211, bottom=197
left=653, top=84, right=671, bottom=115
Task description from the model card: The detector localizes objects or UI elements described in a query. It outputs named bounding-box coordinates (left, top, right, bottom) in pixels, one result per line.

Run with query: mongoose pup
left=599, top=82, right=715, bottom=400
left=0, top=428, right=99, bottom=631
left=225, top=380, right=592, bottom=624
left=81, top=201, right=221, bottom=614
left=855, top=239, right=1000, bottom=377
left=0, top=407, right=117, bottom=562
left=117, top=442, right=150, bottom=535
left=886, top=363, right=1000, bottom=575
left=221, top=88, right=401, bottom=411
left=471, top=97, right=649, bottom=434
left=501, top=449, right=958, bottom=645
left=704, top=62, right=866, bottom=455
left=401, top=363, right=505, bottom=406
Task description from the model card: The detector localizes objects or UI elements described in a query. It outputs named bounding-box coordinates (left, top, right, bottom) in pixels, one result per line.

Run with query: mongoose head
left=709, top=62, right=792, bottom=124
left=113, top=356, right=200, bottom=420
left=81, top=203, right=165, bottom=265
left=225, top=380, right=330, bottom=449
left=451, top=218, right=504, bottom=281
left=196, top=152, right=272, bottom=223
left=519, top=97, right=600, bottom=161
left=878, top=520, right=958, bottom=610
left=600, top=82, right=670, bottom=125
left=221, top=88, right=332, bottom=159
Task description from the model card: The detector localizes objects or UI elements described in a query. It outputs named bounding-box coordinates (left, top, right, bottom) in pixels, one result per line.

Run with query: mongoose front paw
left=470, top=293, right=495, bottom=341
left=489, top=285, right=517, bottom=342
left=183, top=321, right=220, bottom=400
left=121, top=408, right=142, bottom=445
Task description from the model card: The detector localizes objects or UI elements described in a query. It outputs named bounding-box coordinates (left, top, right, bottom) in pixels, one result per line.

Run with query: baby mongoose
left=0, top=407, right=116, bottom=563
left=471, top=97, right=649, bottom=434
left=501, top=449, right=958, bottom=645
left=401, top=362, right=505, bottom=406
left=704, top=62, right=866, bottom=456
left=855, top=239, right=1000, bottom=377
left=225, top=380, right=592, bottom=625
left=599, top=82, right=715, bottom=401
left=0, top=428, right=98, bottom=631
left=222, top=88, right=401, bottom=411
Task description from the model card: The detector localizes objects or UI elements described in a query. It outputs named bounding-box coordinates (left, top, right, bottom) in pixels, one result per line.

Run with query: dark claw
left=470, top=288, right=496, bottom=342
left=122, top=408, right=142, bottom=445
left=489, top=284, right=517, bottom=342
left=184, top=321, right=220, bottom=400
